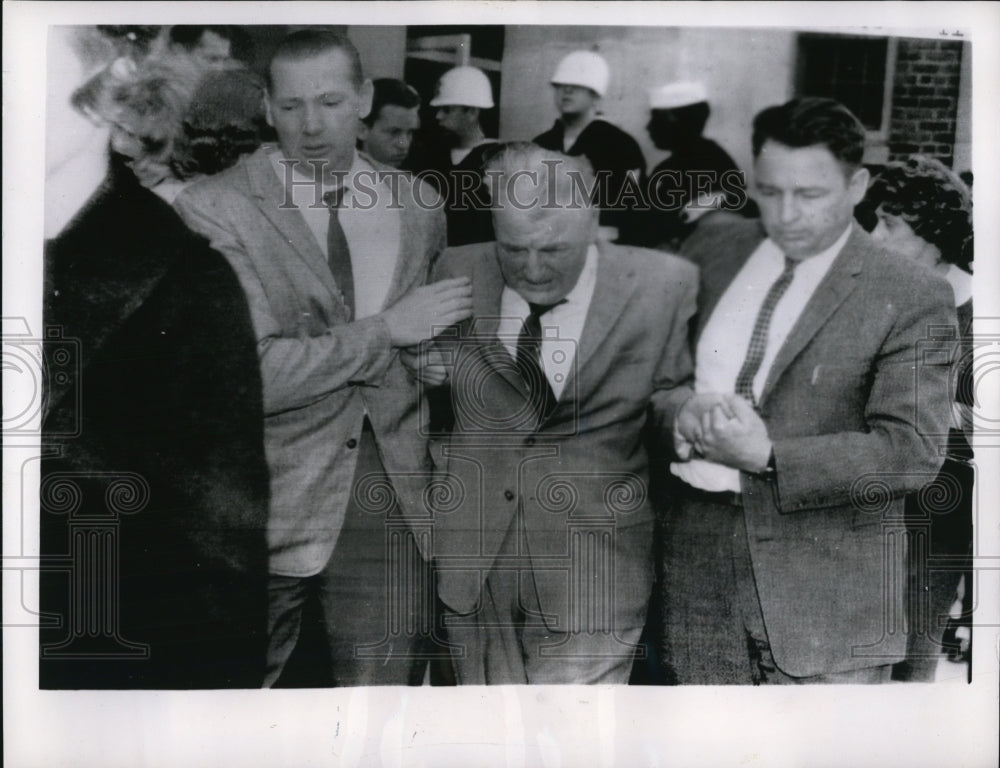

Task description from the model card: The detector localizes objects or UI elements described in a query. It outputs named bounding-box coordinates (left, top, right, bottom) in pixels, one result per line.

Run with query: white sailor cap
left=649, top=81, right=708, bottom=110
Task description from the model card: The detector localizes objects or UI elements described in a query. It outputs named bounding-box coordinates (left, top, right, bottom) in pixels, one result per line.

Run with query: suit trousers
left=661, top=487, right=892, bottom=684
left=265, top=419, right=432, bottom=687
left=444, top=511, right=644, bottom=685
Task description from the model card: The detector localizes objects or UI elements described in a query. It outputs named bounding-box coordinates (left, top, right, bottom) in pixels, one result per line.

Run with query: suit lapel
left=462, top=242, right=638, bottom=417
left=559, top=244, right=634, bottom=402
left=243, top=149, right=346, bottom=311
left=382, top=168, right=428, bottom=306
left=759, top=225, right=867, bottom=406
left=469, top=246, right=527, bottom=395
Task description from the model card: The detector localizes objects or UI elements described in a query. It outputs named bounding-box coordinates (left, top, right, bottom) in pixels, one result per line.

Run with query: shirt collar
left=764, top=222, right=853, bottom=271
left=270, top=147, right=371, bottom=194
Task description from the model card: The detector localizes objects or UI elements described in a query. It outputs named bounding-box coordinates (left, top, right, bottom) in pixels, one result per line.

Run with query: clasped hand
left=399, top=342, right=449, bottom=387
left=674, top=393, right=772, bottom=473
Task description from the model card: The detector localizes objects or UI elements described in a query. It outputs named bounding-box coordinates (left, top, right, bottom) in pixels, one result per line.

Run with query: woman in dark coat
left=40, top=28, right=269, bottom=689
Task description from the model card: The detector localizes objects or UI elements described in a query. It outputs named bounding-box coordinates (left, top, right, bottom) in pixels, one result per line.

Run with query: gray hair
left=484, top=142, right=597, bottom=213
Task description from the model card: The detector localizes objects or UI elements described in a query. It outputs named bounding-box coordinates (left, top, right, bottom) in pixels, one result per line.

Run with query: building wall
left=343, top=25, right=972, bottom=177
left=954, top=41, right=972, bottom=174
left=349, top=26, right=407, bottom=80
left=888, top=38, right=965, bottom=169
left=498, top=26, right=798, bottom=179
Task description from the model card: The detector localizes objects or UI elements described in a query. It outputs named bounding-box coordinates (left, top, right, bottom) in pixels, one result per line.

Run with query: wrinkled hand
left=674, top=392, right=735, bottom=459
left=698, top=394, right=772, bottom=473
left=381, top=277, right=473, bottom=347
left=399, top=342, right=449, bottom=387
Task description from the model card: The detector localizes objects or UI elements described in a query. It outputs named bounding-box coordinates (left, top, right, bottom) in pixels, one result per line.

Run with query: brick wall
left=887, top=39, right=964, bottom=167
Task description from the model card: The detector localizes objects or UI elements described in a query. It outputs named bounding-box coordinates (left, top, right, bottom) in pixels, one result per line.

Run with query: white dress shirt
left=497, top=244, right=599, bottom=400
left=672, top=224, right=853, bottom=492
left=270, top=149, right=401, bottom=319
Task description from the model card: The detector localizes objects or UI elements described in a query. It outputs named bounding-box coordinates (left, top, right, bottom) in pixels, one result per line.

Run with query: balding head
left=486, top=142, right=597, bottom=215
left=485, top=143, right=598, bottom=305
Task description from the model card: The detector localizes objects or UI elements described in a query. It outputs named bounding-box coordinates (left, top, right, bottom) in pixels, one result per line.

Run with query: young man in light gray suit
left=175, top=30, right=473, bottom=687
left=662, top=98, right=957, bottom=683
left=417, top=144, right=699, bottom=684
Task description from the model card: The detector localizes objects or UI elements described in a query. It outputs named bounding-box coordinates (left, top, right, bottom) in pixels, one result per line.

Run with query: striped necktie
left=733, top=256, right=797, bottom=407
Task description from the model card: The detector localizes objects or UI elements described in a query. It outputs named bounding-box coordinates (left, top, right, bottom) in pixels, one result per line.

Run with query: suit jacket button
left=525, top=436, right=536, bottom=446
left=504, top=490, right=515, bottom=501
left=346, top=438, right=358, bottom=449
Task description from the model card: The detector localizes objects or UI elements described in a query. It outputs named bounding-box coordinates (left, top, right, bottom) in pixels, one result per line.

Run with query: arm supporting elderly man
left=671, top=231, right=955, bottom=510
left=659, top=97, right=957, bottom=685
left=662, top=209, right=955, bottom=685
left=174, top=29, right=476, bottom=688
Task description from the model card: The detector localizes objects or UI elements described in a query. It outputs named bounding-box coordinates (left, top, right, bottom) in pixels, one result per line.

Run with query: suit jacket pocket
left=808, top=359, right=872, bottom=389
left=804, top=360, right=872, bottom=425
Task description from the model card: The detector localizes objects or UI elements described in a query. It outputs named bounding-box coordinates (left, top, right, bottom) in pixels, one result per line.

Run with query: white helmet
left=429, top=66, right=494, bottom=109
left=551, top=50, right=609, bottom=97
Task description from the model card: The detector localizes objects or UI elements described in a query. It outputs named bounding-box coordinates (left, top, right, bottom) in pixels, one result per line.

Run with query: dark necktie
left=322, top=187, right=354, bottom=318
left=516, top=301, right=565, bottom=425
left=734, top=256, right=798, bottom=407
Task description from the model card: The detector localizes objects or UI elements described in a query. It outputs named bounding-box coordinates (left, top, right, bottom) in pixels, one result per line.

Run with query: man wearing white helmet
left=422, top=65, right=501, bottom=246
left=534, top=50, right=645, bottom=243
left=639, top=81, right=752, bottom=251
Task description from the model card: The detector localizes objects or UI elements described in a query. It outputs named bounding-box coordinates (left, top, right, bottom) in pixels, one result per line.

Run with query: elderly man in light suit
left=419, top=144, right=698, bottom=684
left=175, top=29, right=473, bottom=687
left=661, top=98, right=956, bottom=684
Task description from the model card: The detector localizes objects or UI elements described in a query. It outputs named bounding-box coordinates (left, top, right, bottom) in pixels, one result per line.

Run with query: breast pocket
left=809, top=359, right=873, bottom=392
left=802, top=360, right=873, bottom=428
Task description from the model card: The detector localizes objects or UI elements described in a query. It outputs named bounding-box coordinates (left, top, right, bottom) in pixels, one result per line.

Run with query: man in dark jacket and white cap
left=422, top=65, right=501, bottom=246
left=639, top=81, right=752, bottom=251
left=534, top=50, right=646, bottom=243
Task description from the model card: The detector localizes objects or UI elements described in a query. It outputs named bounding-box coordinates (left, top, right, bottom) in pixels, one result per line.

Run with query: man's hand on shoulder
left=380, top=277, right=473, bottom=347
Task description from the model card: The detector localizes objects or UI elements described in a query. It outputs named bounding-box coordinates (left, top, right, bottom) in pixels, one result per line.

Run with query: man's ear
left=848, top=165, right=871, bottom=206
left=358, top=79, right=374, bottom=120
left=264, top=91, right=275, bottom=128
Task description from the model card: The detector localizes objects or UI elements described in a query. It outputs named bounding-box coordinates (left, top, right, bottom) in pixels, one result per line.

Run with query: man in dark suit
left=422, top=144, right=698, bottom=684
left=661, top=98, right=956, bottom=683
left=175, top=29, right=473, bottom=687
left=40, top=26, right=269, bottom=688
